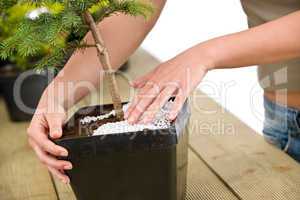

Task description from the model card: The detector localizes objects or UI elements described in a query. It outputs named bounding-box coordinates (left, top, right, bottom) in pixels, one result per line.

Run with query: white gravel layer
left=80, top=104, right=129, bottom=125
left=80, top=102, right=173, bottom=136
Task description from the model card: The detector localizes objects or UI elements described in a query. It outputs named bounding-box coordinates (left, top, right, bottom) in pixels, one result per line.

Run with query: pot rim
left=56, top=100, right=190, bottom=141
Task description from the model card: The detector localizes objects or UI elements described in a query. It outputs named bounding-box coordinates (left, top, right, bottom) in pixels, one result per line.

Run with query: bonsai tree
left=0, top=0, right=153, bottom=119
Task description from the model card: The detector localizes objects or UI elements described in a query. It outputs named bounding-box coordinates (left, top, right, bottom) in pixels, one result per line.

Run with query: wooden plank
left=186, top=150, right=238, bottom=200
left=188, top=92, right=300, bottom=200
left=0, top=98, right=58, bottom=200
left=53, top=179, right=76, bottom=200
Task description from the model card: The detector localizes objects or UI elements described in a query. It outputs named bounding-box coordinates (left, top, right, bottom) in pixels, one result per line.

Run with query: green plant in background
left=0, top=0, right=153, bottom=119
left=0, top=2, right=63, bottom=70
left=0, top=3, right=37, bottom=69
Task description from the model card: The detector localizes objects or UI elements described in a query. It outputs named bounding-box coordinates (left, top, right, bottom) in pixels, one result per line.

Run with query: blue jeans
left=263, top=97, right=300, bottom=163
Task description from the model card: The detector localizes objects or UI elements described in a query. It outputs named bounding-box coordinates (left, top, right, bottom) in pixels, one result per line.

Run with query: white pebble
left=80, top=102, right=173, bottom=136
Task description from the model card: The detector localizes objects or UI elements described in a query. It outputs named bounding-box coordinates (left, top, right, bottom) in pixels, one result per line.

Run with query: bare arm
left=187, top=10, right=300, bottom=70
left=126, top=10, right=300, bottom=124
left=27, top=0, right=166, bottom=184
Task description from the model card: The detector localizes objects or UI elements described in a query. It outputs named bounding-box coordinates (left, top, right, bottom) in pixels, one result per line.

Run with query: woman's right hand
left=27, top=100, right=72, bottom=184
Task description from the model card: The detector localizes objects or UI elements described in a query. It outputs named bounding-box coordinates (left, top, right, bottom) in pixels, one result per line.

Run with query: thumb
left=46, top=112, right=66, bottom=139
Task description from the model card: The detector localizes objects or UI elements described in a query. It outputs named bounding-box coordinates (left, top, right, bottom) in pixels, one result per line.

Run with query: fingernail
left=64, top=164, right=73, bottom=170
left=51, top=131, right=61, bottom=138
left=60, top=150, right=68, bottom=157
left=55, top=132, right=61, bottom=137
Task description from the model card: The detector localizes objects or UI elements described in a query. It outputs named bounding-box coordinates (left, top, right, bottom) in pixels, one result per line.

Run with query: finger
left=48, top=166, right=70, bottom=184
left=46, top=113, right=66, bottom=139
left=124, top=91, right=140, bottom=119
left=125, top=81, right=159, bottom=119
left=142, top=85, right=178, bottom=124
left=27, top=125, right=68, bottom=157
left=168, top=91, right=187, bottom=121
left=31, top=131, right=68, bottom=157
left=29, top=139, right=72, bottom=170
left=130, top=70, right=155, bottom=88
left=127, top=84, right=162, bottom=124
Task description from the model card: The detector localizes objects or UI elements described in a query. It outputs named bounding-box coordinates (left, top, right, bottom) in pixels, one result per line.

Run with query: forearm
left=125, top=10, right=300, bottom=123
left=184, top=10, right=300, bottom=70
left=39, top=0, right=166, bottom=109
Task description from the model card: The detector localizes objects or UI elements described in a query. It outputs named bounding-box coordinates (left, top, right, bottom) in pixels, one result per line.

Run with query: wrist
left=180, top=43, right=217, bottom=72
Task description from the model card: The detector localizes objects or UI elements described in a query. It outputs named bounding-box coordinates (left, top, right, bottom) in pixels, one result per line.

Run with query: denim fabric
left=263, top=97, right=300, bottom=163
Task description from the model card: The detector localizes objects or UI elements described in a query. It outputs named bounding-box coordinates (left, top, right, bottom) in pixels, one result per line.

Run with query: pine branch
left=92, top=0, right=154, bottom=22
left=0, top=0, right=17, bottom=11
left=0, top=8, right=84, bottom=58
left=35, top=47, right=68, bottom=70
left=113, top=0, right=154, bottom=18
left=1, top=0, right=153, bottom=67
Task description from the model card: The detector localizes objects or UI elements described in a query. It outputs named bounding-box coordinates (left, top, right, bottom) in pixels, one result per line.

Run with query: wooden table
left=1, top=49, right=300, bottom=200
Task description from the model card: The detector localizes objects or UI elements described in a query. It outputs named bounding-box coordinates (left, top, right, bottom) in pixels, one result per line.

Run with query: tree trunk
left=83, top=11, right=124, bottom=120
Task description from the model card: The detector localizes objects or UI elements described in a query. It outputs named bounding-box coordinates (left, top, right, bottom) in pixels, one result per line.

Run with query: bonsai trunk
left=83, top=11, right=124, bottom=120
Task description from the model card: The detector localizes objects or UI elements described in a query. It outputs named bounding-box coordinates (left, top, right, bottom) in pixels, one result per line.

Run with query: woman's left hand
left=124, top=51, right=212, bottom=124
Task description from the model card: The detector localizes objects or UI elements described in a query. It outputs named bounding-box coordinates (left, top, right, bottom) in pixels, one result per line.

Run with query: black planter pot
left=0, top=65, right=55, bottom=121
left=0, top=59, right=9, bottom=68
left=55, top=100, right=190, bottom=200
left=0, top=60, right=10, bottom=95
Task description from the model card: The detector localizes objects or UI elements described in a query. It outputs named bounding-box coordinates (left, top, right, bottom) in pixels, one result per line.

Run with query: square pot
left=55, top=100, right=190, bottom=200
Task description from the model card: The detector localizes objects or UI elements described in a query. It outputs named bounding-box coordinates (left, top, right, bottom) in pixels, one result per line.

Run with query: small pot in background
left=0, top=65, right=56, bottom=121
left=0, top=59, right=10, bottom=95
